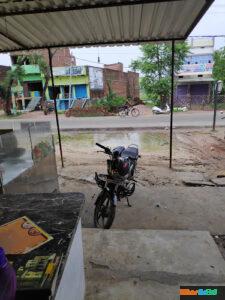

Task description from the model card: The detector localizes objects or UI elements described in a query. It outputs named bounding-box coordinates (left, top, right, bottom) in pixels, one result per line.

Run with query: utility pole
left=169, top=40, right=175, bottom=169
left=212, top=80, right=223, bottom=131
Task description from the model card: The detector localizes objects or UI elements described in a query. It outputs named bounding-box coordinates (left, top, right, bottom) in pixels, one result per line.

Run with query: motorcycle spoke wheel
left=131, top=108, right=140, bottom=117
left=94, top=194, right=116, bottom=229
left=96, top=204, right=108, bottom=227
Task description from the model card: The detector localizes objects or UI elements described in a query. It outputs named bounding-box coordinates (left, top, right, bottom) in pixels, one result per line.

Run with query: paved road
left=0, top=111, right=224, bottom=131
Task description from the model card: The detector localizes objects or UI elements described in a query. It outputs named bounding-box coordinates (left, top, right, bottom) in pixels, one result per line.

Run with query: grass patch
left=0, top=111, right=23, bottom=119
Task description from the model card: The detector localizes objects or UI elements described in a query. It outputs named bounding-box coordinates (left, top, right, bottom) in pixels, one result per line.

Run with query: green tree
left=130, top=43, right=189, bottom=107
left=1, top=57, right=25, bottom=115
left=213, top=47, right=225, bottom=93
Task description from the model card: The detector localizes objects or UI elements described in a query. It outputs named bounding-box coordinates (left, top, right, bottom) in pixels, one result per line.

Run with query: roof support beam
left=0, top=30, right=27, bottom=49
left=0, top=0, right=185, bottom=17
left=185, top=0, right=214, bottom=38
left=48, top=48, right=64, bottom=168
left=4, top=36, right=185, bottom=54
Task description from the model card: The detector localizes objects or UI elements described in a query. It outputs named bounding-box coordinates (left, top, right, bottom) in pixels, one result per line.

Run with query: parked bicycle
left=94, top=142, right=140, bottom=229
left=118, top=105, right=140, bottom=117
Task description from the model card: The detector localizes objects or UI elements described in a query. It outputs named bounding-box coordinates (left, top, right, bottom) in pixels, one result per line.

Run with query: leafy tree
left=213, top=47, right=225, bottom=93
left=1, top=57, right=25, bottom=115
left=130, top=43, right=189, bottom=107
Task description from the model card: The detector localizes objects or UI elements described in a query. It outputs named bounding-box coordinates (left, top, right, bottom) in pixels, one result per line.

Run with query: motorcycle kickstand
left=126, top=197, right=132, bottom=207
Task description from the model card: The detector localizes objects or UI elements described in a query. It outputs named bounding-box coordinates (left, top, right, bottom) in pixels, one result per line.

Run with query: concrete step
left=83, top=229, right=225, bottom=300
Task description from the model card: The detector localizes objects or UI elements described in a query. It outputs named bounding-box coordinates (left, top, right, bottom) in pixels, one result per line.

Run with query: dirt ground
left=56, top=128, right=225, bottom=232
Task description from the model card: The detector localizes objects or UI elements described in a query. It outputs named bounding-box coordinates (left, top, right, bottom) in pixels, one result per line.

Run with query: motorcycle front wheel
left=118, top=107, right=126, bottom=117
left=94, top=192, right=116, bottom=229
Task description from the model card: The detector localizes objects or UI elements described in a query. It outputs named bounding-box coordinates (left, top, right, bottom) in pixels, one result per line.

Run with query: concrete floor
left=83, top=229, right=225, bottom=300
left=82, top=186, right=225, bottom=235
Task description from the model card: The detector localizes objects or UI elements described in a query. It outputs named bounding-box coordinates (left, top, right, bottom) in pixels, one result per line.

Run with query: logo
left=180, top=287, right=225, bottom=299
left=180, top=288, right=217, bottom=296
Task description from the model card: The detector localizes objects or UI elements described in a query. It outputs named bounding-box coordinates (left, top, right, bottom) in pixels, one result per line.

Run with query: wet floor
left=61, top=131, right=169, bottom=152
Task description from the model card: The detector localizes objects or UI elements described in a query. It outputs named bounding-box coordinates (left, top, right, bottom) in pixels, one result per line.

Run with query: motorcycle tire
left=131, top=107, right=140, bottom=117
left=94, top=192, right=116, bottom=229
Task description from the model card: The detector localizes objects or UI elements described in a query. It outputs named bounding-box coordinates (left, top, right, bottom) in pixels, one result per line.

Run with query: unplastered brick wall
left=103, top=64, right=139, bottom=100
left=0, top=66, right=10, bottom=82
left=0, top=65, right=10, bottom=109
left=104, top=68, right=127, bottom=98
left=127, top=71, right=140, bottom=99
left=40, top=48, right=76, bottom=67
left=10, top=48, right=76, bottom=67
left=104, top=63, right=123, bottom=72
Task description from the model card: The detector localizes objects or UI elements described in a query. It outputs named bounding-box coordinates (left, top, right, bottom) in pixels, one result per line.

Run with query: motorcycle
left=94, top=142, right=140, bottom=229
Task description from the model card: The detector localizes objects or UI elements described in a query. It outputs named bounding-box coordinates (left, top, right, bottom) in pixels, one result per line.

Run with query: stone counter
left=0, top=193, right=85, bottom=300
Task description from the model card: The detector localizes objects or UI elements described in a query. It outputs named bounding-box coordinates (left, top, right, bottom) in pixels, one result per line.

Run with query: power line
left=74, top=35, right=225, bottom=68
left=75, top=56, right=104, bottom=65
left=75, top=56, right=132, bottom=69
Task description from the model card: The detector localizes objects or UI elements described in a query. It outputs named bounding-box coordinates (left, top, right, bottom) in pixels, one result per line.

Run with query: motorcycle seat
left=122, top=146, right=139, bottom=160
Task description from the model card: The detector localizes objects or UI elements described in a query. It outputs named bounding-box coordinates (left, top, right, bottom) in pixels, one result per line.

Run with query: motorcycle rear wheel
left=131, top=107, right=140, bottom=117
left=94, top=192, right=116, bottom=229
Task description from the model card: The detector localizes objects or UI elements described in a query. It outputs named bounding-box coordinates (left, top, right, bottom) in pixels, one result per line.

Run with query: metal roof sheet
left=0, top=0, right=214, bottom=52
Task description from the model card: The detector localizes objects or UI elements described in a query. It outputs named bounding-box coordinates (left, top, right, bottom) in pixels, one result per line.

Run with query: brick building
left=10, top=48, right=76, bottom=110
left=0, top=66, right=10, bottom=82
left=0, top=65, right=11, bottom=109
left=89, top=63, right=139, bottom=101
left=10, top=48, right=76, bottom=67
left=9, top=53, right=139, bottom=111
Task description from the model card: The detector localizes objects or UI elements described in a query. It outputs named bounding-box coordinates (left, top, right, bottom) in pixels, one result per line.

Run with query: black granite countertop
left=0, top=193, right=85, bottom=298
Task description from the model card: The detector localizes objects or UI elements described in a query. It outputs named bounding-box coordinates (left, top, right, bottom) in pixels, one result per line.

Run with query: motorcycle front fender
left=94, top=190, right=106, bottom=205
left=94, top=189, right=117, bottom=206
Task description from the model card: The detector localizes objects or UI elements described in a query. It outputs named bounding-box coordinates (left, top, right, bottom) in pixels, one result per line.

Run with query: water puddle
left=62, top=131, right=169, bottom=152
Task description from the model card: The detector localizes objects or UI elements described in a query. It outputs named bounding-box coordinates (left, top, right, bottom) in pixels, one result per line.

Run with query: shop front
left=47, top=66, right=90, bottom=110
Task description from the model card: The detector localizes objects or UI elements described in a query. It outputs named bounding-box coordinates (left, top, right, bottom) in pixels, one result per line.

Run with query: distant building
left=48, top=66, right=90, bottom=110
left=10, top=48, right=76, bottom=67
left=10, top=54, right=139, bottom=111
left=90, top=63, right=139, bottom=101
left=10, top=48, right=76, bottom=110
left=176, top=37, right=215, bottom=106
left=0, top=65, right=11, bottom=109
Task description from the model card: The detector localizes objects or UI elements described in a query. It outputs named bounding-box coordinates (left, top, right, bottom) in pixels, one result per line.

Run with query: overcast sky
left=0, top=0, right=225, bottom=68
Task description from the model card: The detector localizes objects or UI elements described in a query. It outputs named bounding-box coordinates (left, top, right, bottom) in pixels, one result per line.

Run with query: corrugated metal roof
left=0, top=0, right=214, bottom=52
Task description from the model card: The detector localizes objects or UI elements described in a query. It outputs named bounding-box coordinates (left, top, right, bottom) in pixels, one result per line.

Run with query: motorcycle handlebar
left=96, top=143, right=111, bottom=154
